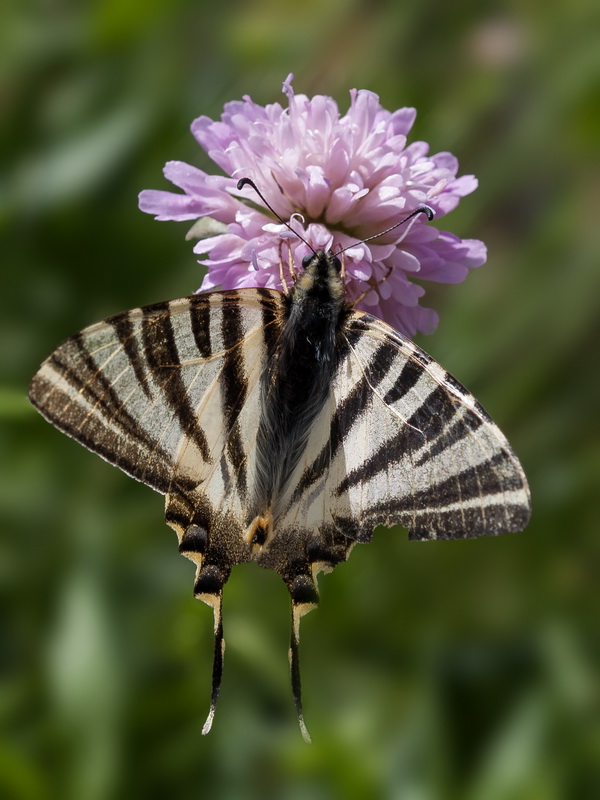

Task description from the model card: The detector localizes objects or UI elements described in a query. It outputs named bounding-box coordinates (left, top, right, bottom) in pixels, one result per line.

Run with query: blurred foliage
left=2, top=0, right=600, bottom=798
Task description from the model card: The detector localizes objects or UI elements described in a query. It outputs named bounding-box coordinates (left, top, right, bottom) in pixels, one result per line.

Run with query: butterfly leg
left=278, top=241, right=290, bottom=293
left=287, top=241, right=297, bottom=282
left=353, top=264, right=393, bottom=305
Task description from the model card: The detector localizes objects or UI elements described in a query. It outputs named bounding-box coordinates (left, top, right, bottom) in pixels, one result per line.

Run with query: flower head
left=139, top=75, right=486, bottom=337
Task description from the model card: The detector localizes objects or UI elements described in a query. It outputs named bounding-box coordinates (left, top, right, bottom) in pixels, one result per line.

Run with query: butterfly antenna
left=289, top=601, right=312, bottom=743
left=201, top=593, right=225, bottom=736
left=237, top=177, right=315, bottom=254
left=336, top=204, right=435, bottom=256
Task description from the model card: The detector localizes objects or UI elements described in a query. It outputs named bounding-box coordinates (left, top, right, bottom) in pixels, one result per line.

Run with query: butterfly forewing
left=29, top=290, right=284, bottom=503
left=338, top=313, right=530, bottom=538
left=276, top=311, right=530, bottom=544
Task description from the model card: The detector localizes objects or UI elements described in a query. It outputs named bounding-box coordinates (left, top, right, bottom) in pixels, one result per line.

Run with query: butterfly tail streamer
left=201, top=592, right=225, bottom=736
left=290, top=601, right=312, bottom=744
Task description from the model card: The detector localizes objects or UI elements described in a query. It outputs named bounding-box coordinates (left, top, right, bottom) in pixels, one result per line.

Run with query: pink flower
left=139, top=75, right=486, bottom=338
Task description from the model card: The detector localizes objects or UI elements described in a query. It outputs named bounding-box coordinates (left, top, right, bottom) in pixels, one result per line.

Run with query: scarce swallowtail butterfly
left=29, top=178, right=531, bottom=742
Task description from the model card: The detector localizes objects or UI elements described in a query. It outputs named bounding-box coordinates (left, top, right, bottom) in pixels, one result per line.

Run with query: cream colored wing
left=29, top=289, right=284, bottom=507
left=276, top=310, right=531, bottom=547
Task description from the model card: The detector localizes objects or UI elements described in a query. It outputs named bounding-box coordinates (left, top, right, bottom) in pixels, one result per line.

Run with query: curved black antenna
left=236, top=177, right=316, bottom=254
left=336, top=204, right=435, bottom=256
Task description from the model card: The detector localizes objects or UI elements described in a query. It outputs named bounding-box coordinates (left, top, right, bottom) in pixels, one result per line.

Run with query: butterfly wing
left=277, top=309, right=531, bottom=551
left=29, top=287, right=291, bottom=735
left=29, top=288, right=284, bottom=512
left=30, top=283, right=531, bottom=740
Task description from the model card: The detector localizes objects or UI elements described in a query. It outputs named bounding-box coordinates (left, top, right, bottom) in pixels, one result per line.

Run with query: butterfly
left=29, top=178, right=531, bottom=741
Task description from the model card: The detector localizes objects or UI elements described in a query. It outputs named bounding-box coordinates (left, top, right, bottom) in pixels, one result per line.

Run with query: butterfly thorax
left=246, top=250, right=347, bottom=548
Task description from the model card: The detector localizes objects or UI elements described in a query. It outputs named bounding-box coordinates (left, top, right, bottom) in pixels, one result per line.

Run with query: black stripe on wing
left=189, top=297, right=214, bottom=360
left=142, top=301, right=211, bottom=463
left=107, top=311, right=152, bottom=399
left=219, top=295, right=251, bottom=498
left=46, top=338, right=133, bottom=434
left=382, top=357, right=425, bottom=405
left=413, top=408, right=483, bottom=468
left=334, top=382, right=463, bottom=497
left=29, top=352, right=192, bottom=495
left=363, top=449, right=530, bottom=537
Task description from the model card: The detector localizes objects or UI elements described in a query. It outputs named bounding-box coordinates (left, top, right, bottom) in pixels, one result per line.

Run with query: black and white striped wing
left=277, top=311, right=531, bottom=544
left=28, top=290, right=283, bottom=506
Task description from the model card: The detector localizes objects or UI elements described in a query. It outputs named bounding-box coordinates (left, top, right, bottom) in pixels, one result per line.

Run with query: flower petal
left=139, top=77, right=486, bottom=337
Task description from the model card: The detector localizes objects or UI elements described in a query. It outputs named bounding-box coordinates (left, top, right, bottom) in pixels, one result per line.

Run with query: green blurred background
left=2, top=1, right=599, bottom=798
